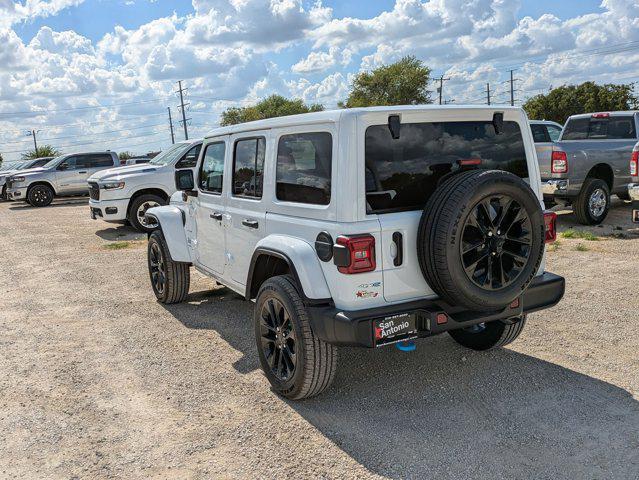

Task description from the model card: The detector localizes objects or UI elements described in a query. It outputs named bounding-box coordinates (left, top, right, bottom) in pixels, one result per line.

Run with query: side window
left=530, top=124, right=549, bottom=143
left=199, top=142, right=226, bottom=194
left=176, top=144, right=202, bottom=168
left=83, top=154, right=114, bottom=168
left=276, top=132, right=332, bottom=205
left=562, top=118, right=589, bottom=140
left=233, top=137, right=265, bottom=199
left=32, top=158, right=49, bottom=167
left=547, top=125, right=562, bottom=141
left=58, top=156, right=78, bottom=170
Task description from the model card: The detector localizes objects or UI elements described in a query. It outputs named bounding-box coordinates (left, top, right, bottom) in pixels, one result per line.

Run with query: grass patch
left=575, top=243, right=589, bottom=252
left=103, top=241, right=131, bottom=250
left=561, top=229, right=599, bottom=241
left=547, top=240, right=561, bottom=252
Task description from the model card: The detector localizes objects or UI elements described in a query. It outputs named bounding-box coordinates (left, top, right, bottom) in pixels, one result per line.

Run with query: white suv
left=88, top=140, right=202, bottom=232
left=144, top=106, right=565, bottom=399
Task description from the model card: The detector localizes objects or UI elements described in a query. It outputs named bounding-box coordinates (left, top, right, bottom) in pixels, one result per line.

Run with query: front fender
left=251, top=235, right=331, bottom=301
left=145, top=205, right=191, bottom=262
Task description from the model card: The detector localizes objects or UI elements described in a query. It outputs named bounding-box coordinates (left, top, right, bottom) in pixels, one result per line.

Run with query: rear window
left=365, top=121, right=528, bottom=214
left=563, top=116, right=636, bottom=140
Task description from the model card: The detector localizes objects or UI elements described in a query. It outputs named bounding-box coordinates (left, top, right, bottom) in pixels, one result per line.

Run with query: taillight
left=544, top=211, right=557, bottom=244
left=334, top=234, right=376, bottom=274
left=551, top=150, right=568, bottom=174
left=631, top=150, right=638, bottom=177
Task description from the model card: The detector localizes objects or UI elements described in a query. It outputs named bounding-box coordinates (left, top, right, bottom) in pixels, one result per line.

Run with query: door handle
left=392, top=231, right=403, bottom=266
left=210, top=212, right=223, bottom=221
left=242, top=219, right=259, bottom=229
left=78, top=171, right=87, bottom=174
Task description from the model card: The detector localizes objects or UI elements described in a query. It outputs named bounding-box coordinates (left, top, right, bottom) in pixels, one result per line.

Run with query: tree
left=220, top=94, right=324, bottom=126
left=340, top=56, right=432, bottom=108
left=21, top=145, right=60, bottom=160
left=523, top=81, right=638, bottom=125
left=118, top=151, right=134, bottom=161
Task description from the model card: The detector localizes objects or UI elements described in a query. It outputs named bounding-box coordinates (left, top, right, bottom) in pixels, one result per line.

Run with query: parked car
left=628, top=142, right=639, bottom=222
left=6, top=152, right=119, bottom=207
left=88, top=140, right=201, bottom=232
left=0, top=157, right=53, bottom=199
left=541, top=111, right=638, bottom=224
left=143, top=106, right=565, bottom=399
left=125, top=157, right=151, bottom=166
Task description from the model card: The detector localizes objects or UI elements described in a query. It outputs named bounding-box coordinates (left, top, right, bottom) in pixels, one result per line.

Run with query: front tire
left=27, top=184, right=54, bottom=207
left=255, top=275, right=337, bottom=400
left=147, top=230, right=190, bottom=304
left=574, top=178, right=610, bottom=225
left=129, top=194, right=165, bottom=232
left=448, top=316, right=527, bottom=351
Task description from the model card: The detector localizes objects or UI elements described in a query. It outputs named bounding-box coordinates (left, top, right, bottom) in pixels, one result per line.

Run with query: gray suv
left=6, top=152, right=119, bottom=207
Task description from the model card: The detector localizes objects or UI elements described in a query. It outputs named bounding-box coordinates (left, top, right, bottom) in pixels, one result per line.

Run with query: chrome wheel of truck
left=129, top=194, right=165, bottom=232
left=588, top=188, right=607, bottom=218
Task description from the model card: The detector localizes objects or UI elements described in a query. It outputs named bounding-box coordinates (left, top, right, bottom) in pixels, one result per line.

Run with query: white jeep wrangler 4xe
left=144, top=106, right=565, bottom=399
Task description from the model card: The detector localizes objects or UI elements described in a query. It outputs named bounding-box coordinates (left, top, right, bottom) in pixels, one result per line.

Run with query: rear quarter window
left=365, top=121, right=528, bottom=214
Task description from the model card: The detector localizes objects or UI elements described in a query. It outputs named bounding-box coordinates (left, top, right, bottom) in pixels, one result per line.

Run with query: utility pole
left=437, top=75, right=450, bottom=105
left=167, top=107, right=175, bottom=145
left=486, top=83, right=491, bottom=105
left=176, top=80, right=190, bottom=140
left=508, top=69, right=517, bottom=106
left=27, top=130, right=38, bottom=152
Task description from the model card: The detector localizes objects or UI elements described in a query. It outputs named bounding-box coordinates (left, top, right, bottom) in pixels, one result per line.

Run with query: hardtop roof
left=204, top=104, right=525, bottom=139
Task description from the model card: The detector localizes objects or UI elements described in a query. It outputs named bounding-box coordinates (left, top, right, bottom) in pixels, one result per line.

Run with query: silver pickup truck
left=540, top=111, right=638, bottom=225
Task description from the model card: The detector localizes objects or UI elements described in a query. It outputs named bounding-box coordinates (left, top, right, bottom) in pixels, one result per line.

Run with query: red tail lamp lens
left=551, top=150, right=568, bottom=173
left=544, top=211, right=557, bottom=244
left=335, top=235, right=376, bottom=274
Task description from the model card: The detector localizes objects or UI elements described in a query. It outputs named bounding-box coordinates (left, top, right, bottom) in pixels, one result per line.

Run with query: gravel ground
left=0, top=197, right=638, bottom=479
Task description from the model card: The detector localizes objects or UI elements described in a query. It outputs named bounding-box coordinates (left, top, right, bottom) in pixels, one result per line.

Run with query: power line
left=0, top=98, right=170, bottom=117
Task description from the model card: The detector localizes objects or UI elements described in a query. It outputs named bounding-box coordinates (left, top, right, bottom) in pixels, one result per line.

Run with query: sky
left=0, top=0, right=637, bottom=161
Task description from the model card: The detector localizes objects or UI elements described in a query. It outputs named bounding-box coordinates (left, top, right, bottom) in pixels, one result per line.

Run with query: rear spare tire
left=417, top=170, right=544, bottom=312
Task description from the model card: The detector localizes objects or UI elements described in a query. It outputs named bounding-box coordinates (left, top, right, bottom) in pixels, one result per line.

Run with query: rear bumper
left=629, top=184, right=639, bottom=222
left=541, top=179, right=569, bottom=197
left=308, top=272, right=565, bottom=348
left=89, top=198, right=129, bottom=221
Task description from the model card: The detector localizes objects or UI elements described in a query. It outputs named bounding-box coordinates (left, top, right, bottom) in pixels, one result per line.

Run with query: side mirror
left=175, top=169, right=197, bottom=197
left=57, top=163, right=68, bottom=171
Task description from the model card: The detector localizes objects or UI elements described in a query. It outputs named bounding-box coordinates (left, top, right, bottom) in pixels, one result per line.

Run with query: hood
left=88, top=163, right=161, bottom=182
left=7, top=167, right=48, bottom=178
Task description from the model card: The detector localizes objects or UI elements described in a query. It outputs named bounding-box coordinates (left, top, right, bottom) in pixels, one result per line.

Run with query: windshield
left=0, top=161, right=25, bottom=171
left=149, top=143, right=188, bottom=166
left=42, top=155, right=66, bottom=169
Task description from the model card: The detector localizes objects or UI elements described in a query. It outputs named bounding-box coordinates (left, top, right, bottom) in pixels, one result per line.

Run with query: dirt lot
left=1, top=197, right=638, bottom=479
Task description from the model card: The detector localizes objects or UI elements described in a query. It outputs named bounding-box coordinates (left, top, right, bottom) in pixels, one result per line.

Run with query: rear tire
left=147, top=230, right=190, bottom=304
left=255, top=275, right=337, bottom=400
left=574, top=178, right=610, bottom=225
left=27, top=184, right=54, bottom=207
left=129, top=194, right=166, bottom=232
left=448, top=316, right=527, bottom=350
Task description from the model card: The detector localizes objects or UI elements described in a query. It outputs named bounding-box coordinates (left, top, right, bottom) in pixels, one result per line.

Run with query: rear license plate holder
left=374, top=312, right=418, bottom=347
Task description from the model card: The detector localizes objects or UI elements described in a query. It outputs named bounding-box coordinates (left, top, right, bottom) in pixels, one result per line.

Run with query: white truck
left=143, top=106, right=565, bottom=399
left=88, top=140, right=202, bottom=232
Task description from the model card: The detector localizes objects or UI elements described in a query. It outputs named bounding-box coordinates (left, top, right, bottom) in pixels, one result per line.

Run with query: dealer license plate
left=374, top=312, right=418, bottom=347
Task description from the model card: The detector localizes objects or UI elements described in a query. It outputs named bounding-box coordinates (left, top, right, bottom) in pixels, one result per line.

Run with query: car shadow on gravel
left=7, top=197, right=88, bottom=210
left=95, top=224, right=146, bottom=242
left=163, top=293, right=639, bottom=478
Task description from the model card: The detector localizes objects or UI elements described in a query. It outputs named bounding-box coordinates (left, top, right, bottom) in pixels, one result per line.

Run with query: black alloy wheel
left=259, top=297, right=297, bottom=382
left=461, top=194, right=532, bottom=291
left=149, top=241, right=166, bottom=296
